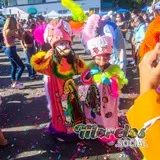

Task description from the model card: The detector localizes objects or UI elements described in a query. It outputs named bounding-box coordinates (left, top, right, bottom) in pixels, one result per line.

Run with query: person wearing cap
left=31, top=19, right=87, bottom=142
left=138, top=1, right=160, bottom=60
left=80, top=14, right=128, bottom=144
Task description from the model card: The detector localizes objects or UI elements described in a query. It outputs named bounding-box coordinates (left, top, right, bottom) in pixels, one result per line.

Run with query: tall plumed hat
left=81, top=14, right=113, bottom=57
left=44, top=19, right=72, bottom=47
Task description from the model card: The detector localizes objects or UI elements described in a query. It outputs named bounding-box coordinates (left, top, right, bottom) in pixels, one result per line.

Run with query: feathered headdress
left=82, top=14, right=100, bottom=46
left=44, top=19, right=72, bottom=47
left=81, top=14, right=113, bottom=57
left=33, top=24, right=47, bottom=46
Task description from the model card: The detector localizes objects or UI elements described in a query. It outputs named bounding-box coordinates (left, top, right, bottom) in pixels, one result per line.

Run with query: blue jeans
left=5, top=46, right=25, bottom=81
left=25, top=46, right=36, bottom=77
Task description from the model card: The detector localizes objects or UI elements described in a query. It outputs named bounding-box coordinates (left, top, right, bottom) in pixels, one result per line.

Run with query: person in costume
left=82, top=14, right=127, bottom=74
left=108, top=18, right=128, bottom=74
left=138, top=1, right=160, bottom=61
left=79, top=14, right=128, bottom=143
left=127, top=43, right=160, bottom=160
left=31, top=18, right=87, bottom=142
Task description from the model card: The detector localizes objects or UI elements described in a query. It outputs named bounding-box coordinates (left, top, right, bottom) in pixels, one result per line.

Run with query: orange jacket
left=138, top=16, right=160, bottom=60
left=127, top=90, right=160, bottom=160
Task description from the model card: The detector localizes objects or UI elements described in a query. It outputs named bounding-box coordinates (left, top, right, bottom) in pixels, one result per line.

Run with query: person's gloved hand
left=101, top=75, right=111, bottom=84
left=90, top=66, right=100, bottom=75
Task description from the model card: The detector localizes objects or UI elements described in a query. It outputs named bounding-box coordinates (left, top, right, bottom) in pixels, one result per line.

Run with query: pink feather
left=110, top=77, right=119, bottom=98
left=33, top=24, right=47, bottom=45
left=82, top=14, right=100, bottom=46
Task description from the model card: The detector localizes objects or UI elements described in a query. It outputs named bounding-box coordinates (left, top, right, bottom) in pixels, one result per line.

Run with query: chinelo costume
left=81, top=13, right=127, bottom=74
left=31, top=19, right=87, bottom=141
left=79, top=14, right=128, bottom=143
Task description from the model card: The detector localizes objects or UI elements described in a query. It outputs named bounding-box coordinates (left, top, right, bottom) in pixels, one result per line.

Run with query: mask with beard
left=65, top=52, right=75, bottom=64
left=53, top=48, right=78, bottom=77
left=54, top=48, right=76, bottom=65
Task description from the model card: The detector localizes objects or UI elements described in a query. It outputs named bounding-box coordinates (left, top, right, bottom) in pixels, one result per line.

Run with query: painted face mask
left=55, top=40, right=71, bottom=56
left=44, top=19, right=72, bottom=47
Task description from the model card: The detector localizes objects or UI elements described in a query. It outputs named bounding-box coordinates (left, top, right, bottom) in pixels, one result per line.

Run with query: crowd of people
left=0, top=1, right=160, bottom=160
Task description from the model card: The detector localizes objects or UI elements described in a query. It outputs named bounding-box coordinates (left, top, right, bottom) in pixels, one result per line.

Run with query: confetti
left=57, top=154, right=61, bottom=160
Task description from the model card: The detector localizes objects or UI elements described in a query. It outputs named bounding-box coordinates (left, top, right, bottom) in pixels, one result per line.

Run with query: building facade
left=101, top=0, right=114, bottom=12
left=3, top=0, right=100, bottom=19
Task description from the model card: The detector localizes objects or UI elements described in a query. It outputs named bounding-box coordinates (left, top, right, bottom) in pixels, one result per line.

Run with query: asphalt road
left=0, top=37, right=142, bottom=160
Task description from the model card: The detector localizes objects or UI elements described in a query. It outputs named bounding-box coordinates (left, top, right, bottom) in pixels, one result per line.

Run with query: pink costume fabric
left=79, top=64, right=128, bottom=143
left=80, top=69, right=118, bottom=129
left=79, top=14, right=128, bottom=143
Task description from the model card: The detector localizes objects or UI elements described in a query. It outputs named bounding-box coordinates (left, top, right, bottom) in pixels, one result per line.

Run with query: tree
left=116, top=0, right=155, bottom=10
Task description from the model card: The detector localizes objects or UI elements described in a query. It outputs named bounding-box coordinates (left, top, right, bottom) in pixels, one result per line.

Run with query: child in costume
left=31, top=19, right=87, bottom=142
left=80, top=14, right=128, bottom=143
left=81, top=14, right=127, bottom=74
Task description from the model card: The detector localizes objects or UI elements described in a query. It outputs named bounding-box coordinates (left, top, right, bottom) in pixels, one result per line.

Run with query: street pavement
left=0, top=37, right=141, bottom=160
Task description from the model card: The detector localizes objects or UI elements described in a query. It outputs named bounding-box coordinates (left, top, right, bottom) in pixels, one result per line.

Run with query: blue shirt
left=134, top=23, right=146, bottom=43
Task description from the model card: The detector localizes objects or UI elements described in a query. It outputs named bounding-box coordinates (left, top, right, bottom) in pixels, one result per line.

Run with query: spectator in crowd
left=132, top=16, right=146, bottom=64
left=142, top=13, right=151, bottom=26
left=36, top=15, right=46, bottom=25
left=3, top=16, right=25, bottom=89
left=131, top=9, right=140, bottom=20
left=115, top=13, right=129, bottom=39
left=21, top=23, right=39, bottom=80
